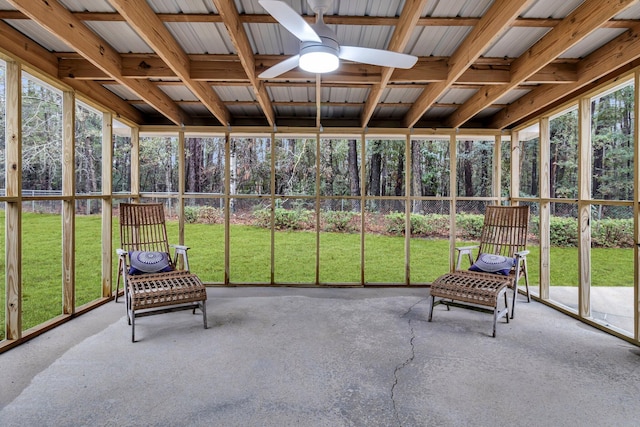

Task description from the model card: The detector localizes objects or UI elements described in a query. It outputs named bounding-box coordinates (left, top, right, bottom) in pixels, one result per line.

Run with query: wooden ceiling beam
left=59, top=55, right=577, bottom=85
left=490, top=24, right=640, bottom=129
left=360, top=0, right=429, bottom=128
left=0, top=18, right=142, bottom=124
left=402, top=0, right=535, bottom=128
left=446, top=0, right=638, bottom=129
left=212, top=0, right=275, bottom=127
left=109, top=0, right=230, bottom=127
left=6, top=0, right=185, bottom=126
left=1, top=10, right=639, bottom=29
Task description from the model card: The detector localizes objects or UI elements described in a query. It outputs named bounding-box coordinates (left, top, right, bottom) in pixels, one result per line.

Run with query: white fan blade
left=259, top=0, right=321, bottom=42
left=338, top=46, right=418, bottom=69
left=259, top=55, right=300, bottom=79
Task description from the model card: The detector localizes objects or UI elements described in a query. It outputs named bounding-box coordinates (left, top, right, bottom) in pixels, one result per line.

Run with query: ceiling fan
left=258, top=0, right=418, bottom=78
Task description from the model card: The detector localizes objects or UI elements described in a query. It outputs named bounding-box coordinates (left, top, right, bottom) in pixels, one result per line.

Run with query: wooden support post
left=5, top=60, right=22, bottom=340
left=62, top=91, right=75, bottom=315
left=634, top=70, right=640, bottom=342
left=405, top=133, right=411, bottom=285
left=102, top=112, right=113, bottom=298
left=539, top=117, right=551, bottom=300
left=449, top=133, right=457, bottom=272
left=578, top=96, right=592, bottom=318
left=130, top=127, right=140, bottom=200
left=178, top=131, right=185, bottom=251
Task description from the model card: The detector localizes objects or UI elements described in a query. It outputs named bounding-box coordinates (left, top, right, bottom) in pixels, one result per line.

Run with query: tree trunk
left=463, top=140, right=473, bottom=197
left=370, top=141, right=381, bottom=196
left=411, top=141, right=422, bottom=213
left=347, top=139, right=360, bottom=211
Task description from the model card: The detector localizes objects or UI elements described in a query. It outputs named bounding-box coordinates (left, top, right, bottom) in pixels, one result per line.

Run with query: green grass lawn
left=0, top=212, right=635, bottom=340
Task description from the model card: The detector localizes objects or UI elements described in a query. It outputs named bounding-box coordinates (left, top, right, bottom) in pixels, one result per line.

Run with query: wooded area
left=0, top=69, right=635, bottom=224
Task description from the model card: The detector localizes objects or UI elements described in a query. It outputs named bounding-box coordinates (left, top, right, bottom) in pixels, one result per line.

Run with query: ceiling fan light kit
left=258, top=0, right=418, bottom=79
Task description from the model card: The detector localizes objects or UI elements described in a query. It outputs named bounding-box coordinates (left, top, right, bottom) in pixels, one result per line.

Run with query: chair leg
left=428, top=295, right=435, bottom=321
left=115, top=258, right=122, bottom=303
left=492, top=307, right=498, bottom=338
left=131, top=310, right=136, bottom=342
left=504, top=291, right=509, bottom=324
left=201, top=301, right=208, bottom=329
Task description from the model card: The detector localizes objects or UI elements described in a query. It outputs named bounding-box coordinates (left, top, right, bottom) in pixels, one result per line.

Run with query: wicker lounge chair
left=428, top=205, right=530, bottom=337
left=116, top=203, right=207, bottom=342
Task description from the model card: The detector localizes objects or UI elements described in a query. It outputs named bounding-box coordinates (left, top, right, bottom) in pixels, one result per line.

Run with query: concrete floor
left=1, top=287, right=639, bottom=427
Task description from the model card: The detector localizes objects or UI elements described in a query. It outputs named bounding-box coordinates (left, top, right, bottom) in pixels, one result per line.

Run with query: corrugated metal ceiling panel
left=560, top=28, right=628, bottom=59
left=58, top=0, right=114, bottom=12
left=323, top=105, right=361, bottom=119
left=326, top=87, right=369, bottom=103
left=422, top=106, right=457, bottom=120
left=84, top=22, right=153, bottom=53
left=521, top=0, right=583, bottom=18
left=227, top=104, right=265, bottom=117
left=102, top=84, right=140, bottom=100
left=147, top=0, right=217, bottom=14
left=165, top=22, right=235, bottom=54
left=495, top=89, right=532, bottom=105
left=437, top=87, right=478, bottom=104
left=380, top=87, right=422, bottom=103
left=484, top=27, right=550, bottom=58
left=215, top=86, right=257, bottom=102
left=424, top=0, right=492, bottom=18
left=614, top=2, right=640, bottom=19
left=4, top=20, right=72, bottom=52
left=158, top=85, right=199, bottom=101
left=408, top=26, right=472, bottom=57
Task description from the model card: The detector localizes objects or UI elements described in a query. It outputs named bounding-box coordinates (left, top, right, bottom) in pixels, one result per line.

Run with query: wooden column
left=448, top=133, right=457, bottom=271
left=101, top=112, right=112, bottom=298
left=404, top=134, right=411, bottom=285
left=130, top=127, right=140, bottom=199
left=578, top=96, right=592, bottom=318
left=315, top=132, right=321, bottom=285
left=62, top=91, right=75, bottom=315
left=539, top=117, right=551, bottom=299
left=360, top=132, right=366, bottom=284
left=634, top=70, right=640, bottom=342
left=5, top=60, right=22, bottom=340
left=224, top=132, right=230, bottom=285
left=178, top=131, right=185, bottom=249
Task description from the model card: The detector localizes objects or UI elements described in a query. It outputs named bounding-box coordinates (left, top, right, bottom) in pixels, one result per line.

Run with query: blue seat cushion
left=469, top=253, right=515, bottom=276
left=128, top=251, right=173, bottom=275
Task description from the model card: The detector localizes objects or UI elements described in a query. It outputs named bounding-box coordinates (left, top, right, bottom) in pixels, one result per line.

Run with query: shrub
left=253, top=207, right=312, bottom=230
left=592, top=218, right=634, bottom=248
left=324, top=211, right=357, bottom=232
left=184, top=206, right=199, bottom=224
left=198, top=206, right=224, bottom=224
left=385, top=212, right=406, bottom=235
left=456, top=214, right=484, bottom=240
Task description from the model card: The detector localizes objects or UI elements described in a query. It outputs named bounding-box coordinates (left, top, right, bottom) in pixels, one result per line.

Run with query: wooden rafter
left=0, top=19, right=143, bottom=124
left=109, top=0, right=230, bottom=126
left=6, top=0, right=186, bottom=126
left=490, top=24, right=640, bottom=129
left=360, top=0, right=428, bottom=128
left=402, top=0, right=535, bottom=128
left=446, top=0, right=638, bottom=129
left=212, top=0, right=275, bottom=127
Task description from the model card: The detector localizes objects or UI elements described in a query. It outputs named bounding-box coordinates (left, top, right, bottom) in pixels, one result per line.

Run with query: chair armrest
left=514, top=250, right=529, bottom=258
left=116, top=248, right=127, bottom=257
left=455, top=245, right=479, bottom=270
left=171, top=244, right=191, bottom=271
